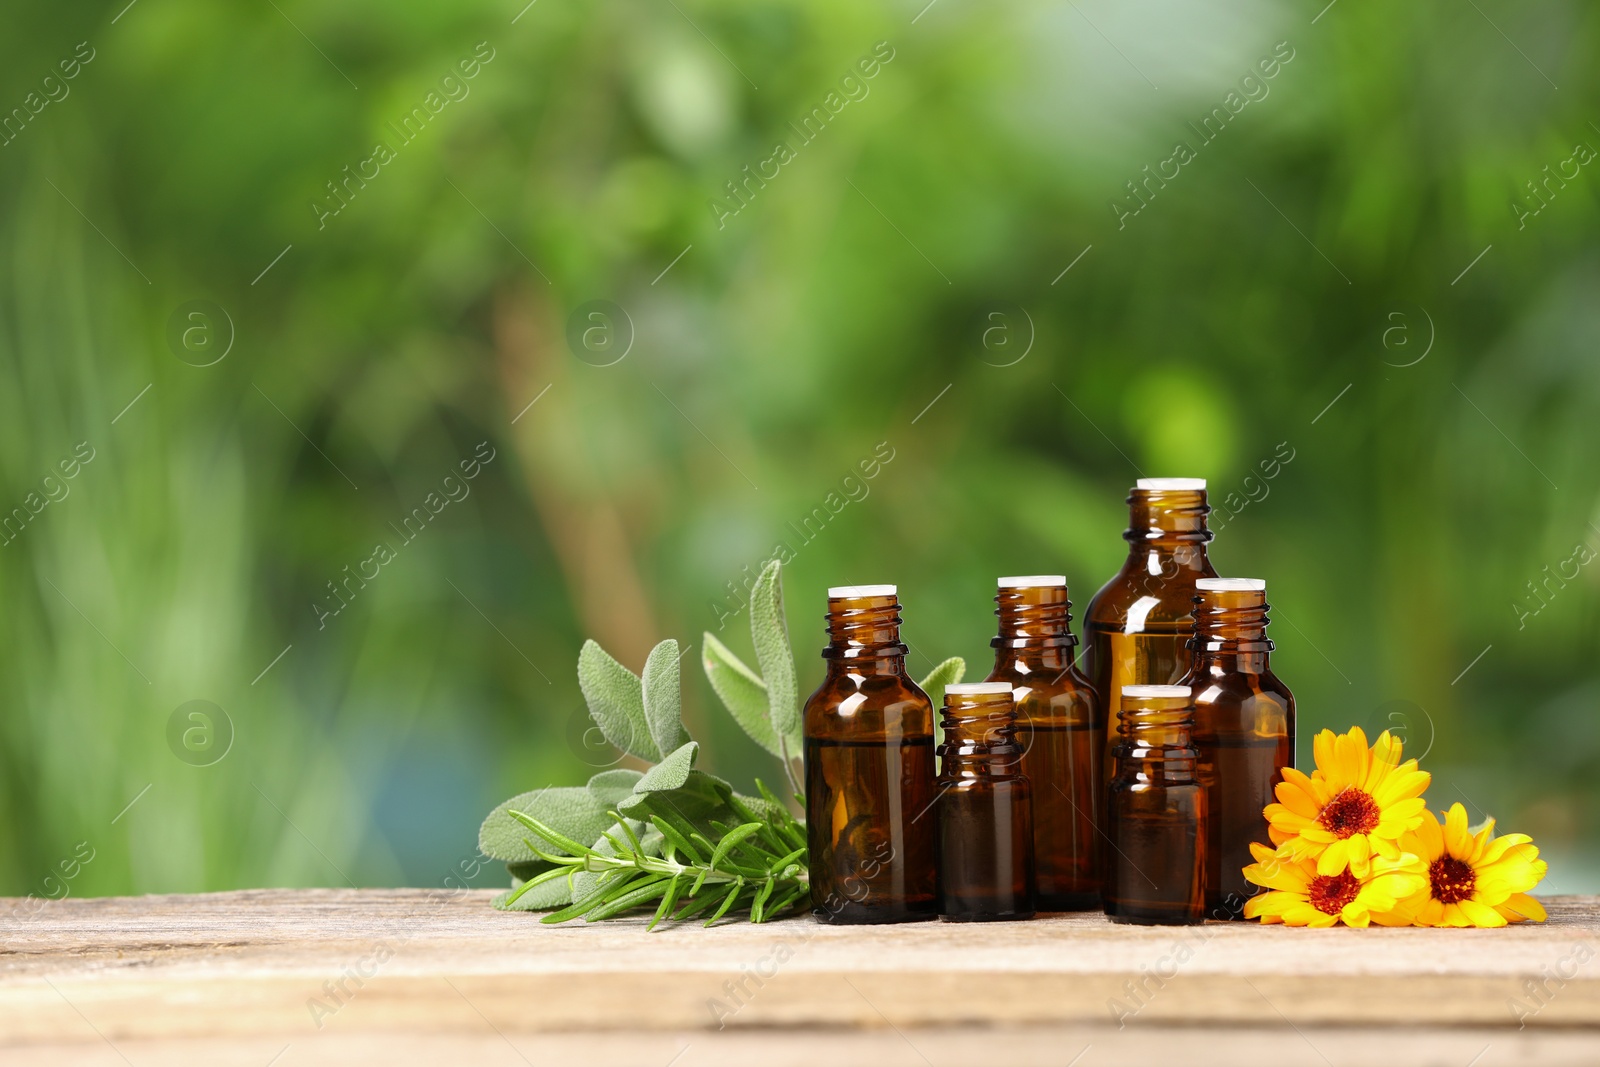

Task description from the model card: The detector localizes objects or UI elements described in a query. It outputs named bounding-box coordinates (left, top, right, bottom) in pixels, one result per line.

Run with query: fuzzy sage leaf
left=749, top=560, right=800, bottom=758
left=917, top=656, right=967, bottom=703
left=700, top=632, right=780, bottom=756
left=642, top=639, right=692, bottom=758
left=577, top=639, right=658, bottom=761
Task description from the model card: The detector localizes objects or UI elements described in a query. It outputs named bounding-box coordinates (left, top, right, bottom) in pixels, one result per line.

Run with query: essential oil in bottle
left=1103, top=684, right=1206, bottom=926
left=804, top=584, right=938, bottom=924
left=983, top=575, right=1100, bottom=910
left=1084, top=478, right=1218, bottom=805
left=1182, top=577, right=1295, bottom=920
left=935, top=682, right=1036, bottom=922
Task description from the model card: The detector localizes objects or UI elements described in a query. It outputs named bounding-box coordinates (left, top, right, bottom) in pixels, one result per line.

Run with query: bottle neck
left=938, top=694, right=1024, bottom=777
left=1112, top=704, right=1197, bottom=781
left=1125, top=488, right=1213, bottom=545
left=1123, top=489, right=1214, bottom=582
left=990, top=584, right=1077, bottom=673
left=823, top=595, right=908, bottom=677
left=1190, top=591, right=1274, bottom=674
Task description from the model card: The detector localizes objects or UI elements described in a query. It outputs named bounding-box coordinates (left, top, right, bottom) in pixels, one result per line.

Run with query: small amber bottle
left=1085, top=478, right=1218, bottom=818
left=983, top=576, right=1100, bottom=910
left=1104, top=684, right=1206, bottom=926
left=1182, top=578, right=1295, bottom=920
left=935, top=682, right=1036, bottom=922
left=803, top=585, right=938, bottom=924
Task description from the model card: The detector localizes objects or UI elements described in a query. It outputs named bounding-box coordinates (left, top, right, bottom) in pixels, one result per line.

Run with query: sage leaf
left=479, top=787, right=612, bottom=864
left=578, top=639, right=658, bottom=761
left=750, top=560, right=800, bottom=756
left=917, top=656, right=967, bottom=703
left=642, top=639, right=693, bottom=758
left=633, top=740, right=698, bottom=793
left=619, top=767, right=734, bottom=821
left=587, top=769, right=644, bottom=807
left=700, top=632, right=782, bottom=756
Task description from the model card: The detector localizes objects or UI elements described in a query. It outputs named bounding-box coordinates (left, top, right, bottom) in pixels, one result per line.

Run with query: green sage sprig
left=502, top=780, right=808, bottom=927
left=479, top=559, right=964, bottom=926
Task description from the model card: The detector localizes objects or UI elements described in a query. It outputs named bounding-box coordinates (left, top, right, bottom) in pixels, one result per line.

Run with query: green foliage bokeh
left=0, top=0, right=1595, bottom=897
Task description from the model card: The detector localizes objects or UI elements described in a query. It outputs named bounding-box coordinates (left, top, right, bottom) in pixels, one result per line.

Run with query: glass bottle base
left=940, top=909, right=1036, bottom=923
left=812, top=901, right=938, bottom=925
left=1035, top=890, right=1102, bottom=911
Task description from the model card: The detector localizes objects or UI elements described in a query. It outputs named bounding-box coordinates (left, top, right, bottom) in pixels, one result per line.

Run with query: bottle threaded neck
left=823, top=588, right=904, bottom=659
left=1191, top=580, right=1274, bottom=655
left=1125, top=483, right=1213, bottom=545
left=992, top=579, right=1077, bottom=649
left=1113, top=686, right=1196, bottom=773
left=938, top=685, right=1023, bottom=771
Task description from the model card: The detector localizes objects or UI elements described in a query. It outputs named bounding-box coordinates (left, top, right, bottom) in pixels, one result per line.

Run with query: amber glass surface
left=936, top=686, right=1035, bottom=922
left=803, top=590, right=938, bottom=924
left=983, top=581, right=1099, bottom=909
left=1181, top=583, right=1295, bottom=920
left=1104, top=687, right=1207, bottom=926
left=1084, top=484, right=1218, bottom=809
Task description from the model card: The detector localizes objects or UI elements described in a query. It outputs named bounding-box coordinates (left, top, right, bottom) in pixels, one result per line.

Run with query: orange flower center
left=1307, top=870, right=1361, bottom=915
left=1429, top=856, right=1477, bottom=905
left=1317, top=787, right=1381, bottom=838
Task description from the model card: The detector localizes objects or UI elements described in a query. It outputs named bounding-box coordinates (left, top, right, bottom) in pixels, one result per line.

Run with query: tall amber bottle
left=935, top=682, right=1035, bottom=922
left=1103, top=685, right=1206, bottom=926
left=1084, top=478, right=1218, bottom=809
left=983, top=576, right=1100, bottom=909
left=803, top=585, right=938, bottom=924
left=1181, top=577, right=1294, bottom=920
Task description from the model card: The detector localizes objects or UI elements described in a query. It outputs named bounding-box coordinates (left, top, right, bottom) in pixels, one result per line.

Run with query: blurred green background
left=1, top=0, right=1595, bottom=901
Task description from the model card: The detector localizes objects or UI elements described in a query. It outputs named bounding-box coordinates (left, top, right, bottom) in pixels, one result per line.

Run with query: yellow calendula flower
left=1376, top=803, right=1548, bottom=928
left=1241, top=842, right=1425, bottom=928
left=1264, top=727, right=1431, bottom=878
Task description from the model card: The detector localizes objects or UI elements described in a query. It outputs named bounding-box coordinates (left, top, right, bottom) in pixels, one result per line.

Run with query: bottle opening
left=1196, top=577, right=1266, bottom=592
left=944, top=682, right=1014, bottom=696
left=1136, top=477, right=1206, bottom=491
left=997, top=574, right=1067, bottom=588
left=827, top=584, right=897, bottom=598
left=1121, top=684, right=1192, bottom=699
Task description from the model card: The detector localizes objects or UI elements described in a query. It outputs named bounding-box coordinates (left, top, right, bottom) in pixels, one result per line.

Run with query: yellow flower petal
left=1458, top=899, right=1508, bottom=928
left=1443, top=804, right=1473, bottom=858
left=1495, top=893, right=1547, bottom=923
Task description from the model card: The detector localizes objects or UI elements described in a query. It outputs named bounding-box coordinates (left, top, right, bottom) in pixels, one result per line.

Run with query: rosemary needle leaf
left=649, top=876, right=684, bottom=931
left=507, top=809, right=594, bottom=858
left=708, top=823, right=765, bottom=872
left=705, top=879, right=746, bottom=927
left=649, top=816, right=703, bottom=864
left=587, top=878, right=670, bottom=922
left=751, top=877, right=776, bottom=923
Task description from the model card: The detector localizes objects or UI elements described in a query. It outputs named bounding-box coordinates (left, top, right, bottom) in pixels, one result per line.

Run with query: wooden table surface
left=1, top=889, right=1595, bottom=1065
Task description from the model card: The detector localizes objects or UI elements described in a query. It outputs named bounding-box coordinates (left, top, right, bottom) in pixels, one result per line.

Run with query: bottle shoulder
left=803, top=671, right=935, bottom=740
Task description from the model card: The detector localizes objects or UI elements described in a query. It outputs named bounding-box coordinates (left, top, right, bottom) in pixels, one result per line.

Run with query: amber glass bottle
left=1104, top=685, right=1206, bottom=926
left=1085, top=479, right=1218, bottom=805
left=1182, top=578, right=1294, bottom=920
left=983, top=576, right=1099, bottom=910
left=803, top=585, right=938, bottom=924
left=936, top=682, right=1036, bottom=922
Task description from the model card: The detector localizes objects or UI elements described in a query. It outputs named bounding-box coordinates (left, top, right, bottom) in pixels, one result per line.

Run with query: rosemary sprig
left=505, top=796, right=808, bottom=928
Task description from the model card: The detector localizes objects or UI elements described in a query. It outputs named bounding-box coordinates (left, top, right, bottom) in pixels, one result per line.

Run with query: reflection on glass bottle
left=1182, top=577, right=1294, bottom=920
left=983, top=575, right=1099, bottom=909
left=804, top=585, right=937, bottom=924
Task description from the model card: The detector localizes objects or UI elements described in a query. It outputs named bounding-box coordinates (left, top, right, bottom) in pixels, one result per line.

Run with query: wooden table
left=2, top=890, right=1595, bottom=1065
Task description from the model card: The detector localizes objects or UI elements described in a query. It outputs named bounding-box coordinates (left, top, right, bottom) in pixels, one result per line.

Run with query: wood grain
left=2, top=889, right=1595, bottom=1065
